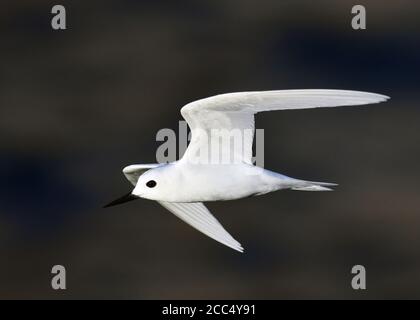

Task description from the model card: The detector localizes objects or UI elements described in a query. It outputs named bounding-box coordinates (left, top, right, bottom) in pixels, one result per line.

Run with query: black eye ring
left=146, top=180, right=157, bottom=188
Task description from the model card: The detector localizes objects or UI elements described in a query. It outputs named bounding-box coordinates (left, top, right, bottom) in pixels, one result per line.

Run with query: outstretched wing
left=123, top=164, right=162, bottom=186
left=180, top=90, right=389, bottom=164
left=158, top=201, right=243, bottom=252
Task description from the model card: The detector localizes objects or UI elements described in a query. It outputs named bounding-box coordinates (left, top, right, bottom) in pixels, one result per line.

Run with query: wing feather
left=180, top=90, right=389, bottom=164
left=123, top=164, right=162, bottom=186
left=158, top=201, right=243, bottom=252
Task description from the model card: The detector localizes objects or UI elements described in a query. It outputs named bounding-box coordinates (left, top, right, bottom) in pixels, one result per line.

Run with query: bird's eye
left=146, top=180, right=157, bottom=188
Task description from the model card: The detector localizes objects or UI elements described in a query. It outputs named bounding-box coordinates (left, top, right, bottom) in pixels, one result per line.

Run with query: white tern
left=104, top=90, right=389, bottom=252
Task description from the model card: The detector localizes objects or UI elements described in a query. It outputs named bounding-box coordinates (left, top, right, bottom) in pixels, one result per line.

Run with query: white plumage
left=106, top=90, right=390, bottom=252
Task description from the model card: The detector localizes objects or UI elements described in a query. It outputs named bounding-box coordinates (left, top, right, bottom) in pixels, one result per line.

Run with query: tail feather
left=291, top=180, right=338, bottom=192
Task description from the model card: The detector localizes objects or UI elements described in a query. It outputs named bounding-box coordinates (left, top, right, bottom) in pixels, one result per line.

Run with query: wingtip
left=232, top=244, right=244, bottom=253
left=327, top=90, right=391, bottom=104
left=368, top=92, right=390, bottom=103
left=378, top=94, right=391, bottom=102
left=223, top=240, right=244, bottom=253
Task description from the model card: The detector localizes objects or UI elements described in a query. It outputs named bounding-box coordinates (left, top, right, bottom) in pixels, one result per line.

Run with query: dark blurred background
left=0, top=0, right=419, bottom=299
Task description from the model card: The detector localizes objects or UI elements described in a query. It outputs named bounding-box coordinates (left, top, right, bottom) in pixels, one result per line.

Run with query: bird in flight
left=104, top=90, right=389, bottom=252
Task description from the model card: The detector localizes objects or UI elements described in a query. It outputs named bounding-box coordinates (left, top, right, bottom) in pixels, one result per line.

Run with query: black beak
left=103, top=192, right=139, bottom=208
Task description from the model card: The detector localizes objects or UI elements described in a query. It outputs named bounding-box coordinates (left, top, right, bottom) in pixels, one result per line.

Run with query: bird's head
left=103, top=164, right=170, bottom=208
left=131, top=167, right=169, bottom=201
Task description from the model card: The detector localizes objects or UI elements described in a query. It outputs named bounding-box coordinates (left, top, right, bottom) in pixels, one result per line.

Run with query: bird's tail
left=290, top=179, right=338, bottom=191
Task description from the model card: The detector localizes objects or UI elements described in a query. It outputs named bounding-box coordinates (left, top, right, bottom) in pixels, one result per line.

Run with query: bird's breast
left=162, top=164, right=264, bottom=202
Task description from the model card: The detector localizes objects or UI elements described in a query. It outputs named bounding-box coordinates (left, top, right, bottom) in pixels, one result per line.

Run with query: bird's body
left=139, top=162, right=262, bottom=202
left=105, top=89, right=390, bottom=252
left=132, top=161, right=335, bottom=202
